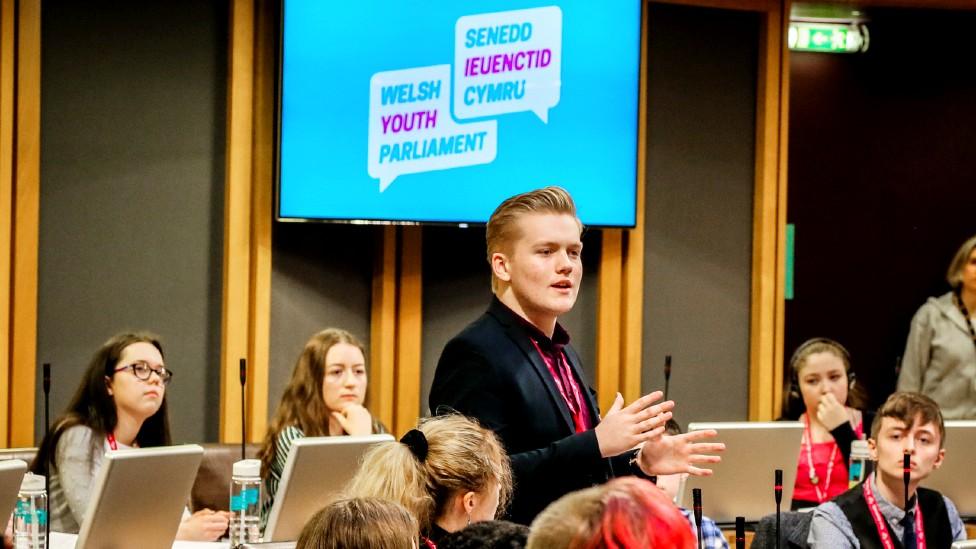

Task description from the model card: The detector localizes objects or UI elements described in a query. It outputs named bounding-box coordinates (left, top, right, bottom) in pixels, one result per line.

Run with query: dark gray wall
left=37, top=0, right=228, bottom=443
left=267, top=224, right=375, bottom=416
left=420, top=226, right=602, bottom=416
left=786, top=9, right=976, bottom=411
left=641, top=3, right=758, bottom=427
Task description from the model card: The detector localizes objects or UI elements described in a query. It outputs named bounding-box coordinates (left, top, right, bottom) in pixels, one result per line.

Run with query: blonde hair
left=297, top=497, right=417, bottom=549
left=485, top=186, right=582, bottom=291
left=946, top=234, right=976, bottom=290
left=259, top=328, right=367, bottom=476
left=344, top=414, right=512, bottom=534
left=527, top=478, right=694, bottom=549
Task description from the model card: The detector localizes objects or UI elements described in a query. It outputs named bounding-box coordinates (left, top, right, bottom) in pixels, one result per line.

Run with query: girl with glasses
left=28, top=332, right=229, bottom=540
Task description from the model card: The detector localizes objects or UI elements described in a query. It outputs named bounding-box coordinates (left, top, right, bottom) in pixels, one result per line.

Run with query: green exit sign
left=789, top=22, right=868, bottom=53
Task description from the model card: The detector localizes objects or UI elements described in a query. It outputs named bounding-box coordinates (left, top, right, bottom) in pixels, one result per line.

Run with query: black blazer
left=429, top=297, right=635, bottom=524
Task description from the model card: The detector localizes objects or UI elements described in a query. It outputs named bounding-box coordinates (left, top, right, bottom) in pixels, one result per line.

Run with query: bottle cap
left=20, top=472, right=45, bottom=492
left=851, top=439, right=871, bottom=458
left=233, top=459, right=261, bottom=478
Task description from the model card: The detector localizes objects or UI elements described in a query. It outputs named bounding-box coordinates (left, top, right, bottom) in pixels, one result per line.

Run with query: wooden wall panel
left=220, top=0, right=255, bottom=443
left=9, top=0, right=41, bottom=447
left=596, top=231, right=623, bottom=412
left=0, top=0, right=15, bottom=446
left=369, top=226, right=397, bottom=430
left=394, top=227, right=423, bottom=436
left=748, top=1, right=789, bottom=420
left=222, top=0, right=276, bottom=442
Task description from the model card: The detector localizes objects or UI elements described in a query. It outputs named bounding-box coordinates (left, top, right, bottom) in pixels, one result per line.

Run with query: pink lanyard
left=802, top=414, right=838, bottom=502
left=862, top=475, right=926, bottom=549
left=106, top=433, right=118, bottom=451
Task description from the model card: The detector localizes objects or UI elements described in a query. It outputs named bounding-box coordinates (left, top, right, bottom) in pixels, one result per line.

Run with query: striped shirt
left=260, top=425, right=305, bottom=527
left=260, top=419, right=387, bottom=528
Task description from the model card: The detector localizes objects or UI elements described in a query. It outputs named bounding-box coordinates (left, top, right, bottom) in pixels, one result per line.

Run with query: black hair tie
left=400, top=429, right=428, bottom=462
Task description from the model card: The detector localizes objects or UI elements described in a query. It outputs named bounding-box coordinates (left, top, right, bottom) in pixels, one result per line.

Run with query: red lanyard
left=862, top=475, right=926, bottom=549
left=423, top=538, right=437, bottom=549
left=802, top=414, right=838, bottom=502
left=106, top=433, right=118, bottom=451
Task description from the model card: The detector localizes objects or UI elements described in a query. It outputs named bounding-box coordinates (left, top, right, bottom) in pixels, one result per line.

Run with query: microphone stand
left=692, top=488, right=703, bottom=549
left=735, top=516, right=745, bottom=549
left=43, top=363, right=51, bottom=544
left=240, top=358, right=247, bottom=460
left=903, top=452, right=911, bottom=514
left=664, top=355, right=672, bottom=401
left=775, top=469, right=783, bottom=549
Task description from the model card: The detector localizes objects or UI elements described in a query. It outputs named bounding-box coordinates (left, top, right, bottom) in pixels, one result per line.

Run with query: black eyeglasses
left=114, top=361, right=173, bottom=385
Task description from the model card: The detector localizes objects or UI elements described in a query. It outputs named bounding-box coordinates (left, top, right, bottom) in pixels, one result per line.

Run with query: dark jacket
left=429, top=298, right=635, bottom=524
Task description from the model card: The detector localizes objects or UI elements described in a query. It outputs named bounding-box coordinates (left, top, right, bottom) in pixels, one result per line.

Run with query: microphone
left=42, top=363, right=51, bottom=543
left=735, top=516, right=745, bottom=549
left=240, top=358, right=247, bottom=461
left=903, top=452, right=911, bottom=512
left=775, top=469, right=783, bottom=549
left=692, top=488, right=703, bottom=549
left=664, top=355, right=672, bottom=401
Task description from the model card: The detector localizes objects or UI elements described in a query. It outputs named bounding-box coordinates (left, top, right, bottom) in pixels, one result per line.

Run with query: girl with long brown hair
left=29, top=331, right=228, bottom=540
left=258, top=328, right=385, bottom=524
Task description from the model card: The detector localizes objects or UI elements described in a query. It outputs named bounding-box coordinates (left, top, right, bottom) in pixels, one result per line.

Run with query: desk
left=50, top=532, right=228, bottom=549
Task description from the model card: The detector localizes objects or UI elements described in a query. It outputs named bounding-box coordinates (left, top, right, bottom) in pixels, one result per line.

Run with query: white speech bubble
left=368, top=64, right=497, bottom=192
left=454, top=6, right=562, bottom=123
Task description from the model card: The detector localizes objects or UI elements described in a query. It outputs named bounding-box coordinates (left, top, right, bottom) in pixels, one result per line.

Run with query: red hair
left=527, top=477, right=694, bottom=549
left=581, top=478, right=694, bottom=549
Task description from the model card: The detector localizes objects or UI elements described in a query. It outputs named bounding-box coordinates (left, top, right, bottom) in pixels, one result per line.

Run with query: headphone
left=788, top=337, right=855, bottom=400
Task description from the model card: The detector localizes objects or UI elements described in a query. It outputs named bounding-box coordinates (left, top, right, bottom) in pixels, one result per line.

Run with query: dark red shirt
left=506, top=304, right=593, bottom=433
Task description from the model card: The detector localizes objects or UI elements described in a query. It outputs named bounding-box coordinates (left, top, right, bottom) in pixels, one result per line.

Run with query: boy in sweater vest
left=808, top=392, right=965, bottom=548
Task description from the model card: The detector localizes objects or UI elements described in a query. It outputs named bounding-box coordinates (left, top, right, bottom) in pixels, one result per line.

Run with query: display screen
left=277, top=1, right=641, bottom=226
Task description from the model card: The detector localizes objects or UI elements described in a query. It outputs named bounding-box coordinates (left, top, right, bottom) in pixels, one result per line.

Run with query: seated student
left=786, top=338, right=873, bottom=510
left=438, top=520, right=529, bottom=549
left=344, top=414, right=512, bottom=547
left=258, top=328, right=386, bottom=524
left=527, top=477, right=695, bottom=549
left=807, top=392, right=966, bottom=548
left=29, top=332, right=228, bottom=540
left=654, top=421, right=729, bottom=549
left=296, top=497, right=418, bottom=549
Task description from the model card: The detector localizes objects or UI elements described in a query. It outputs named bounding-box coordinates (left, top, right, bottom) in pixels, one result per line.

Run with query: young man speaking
left=429, top=187, right=723, bottom=524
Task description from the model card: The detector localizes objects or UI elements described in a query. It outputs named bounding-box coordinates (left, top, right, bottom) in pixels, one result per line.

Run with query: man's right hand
left=594, top=391, right=674, bottom=458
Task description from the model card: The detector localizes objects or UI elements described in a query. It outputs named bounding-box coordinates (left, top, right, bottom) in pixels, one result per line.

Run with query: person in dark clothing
left=430, top=186, right=723, bottom=524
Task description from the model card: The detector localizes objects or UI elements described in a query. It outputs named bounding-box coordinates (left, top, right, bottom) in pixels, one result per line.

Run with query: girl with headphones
left=787, top=338, right=872, bottom=510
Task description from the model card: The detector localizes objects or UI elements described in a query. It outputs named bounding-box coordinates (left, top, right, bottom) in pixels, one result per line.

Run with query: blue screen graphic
left=278, top=1, right=641, bottom=226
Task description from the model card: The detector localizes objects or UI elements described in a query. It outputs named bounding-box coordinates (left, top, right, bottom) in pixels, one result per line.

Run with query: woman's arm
left=897, top=304, right=934, bottom=392
left=831, top=422, right=857, bottom=465
left=54, top=426, right=98, bottom=527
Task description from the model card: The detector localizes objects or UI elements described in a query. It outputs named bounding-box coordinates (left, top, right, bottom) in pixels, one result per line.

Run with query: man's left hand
left=637, top=429, right=724, bottom=476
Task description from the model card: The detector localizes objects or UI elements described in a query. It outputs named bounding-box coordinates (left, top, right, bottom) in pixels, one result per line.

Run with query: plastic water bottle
left=849, top=439, right=873, bottom=488
left=229, top=459, right=261, bottom=545
left=13, top=472, right=46, bottom=549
